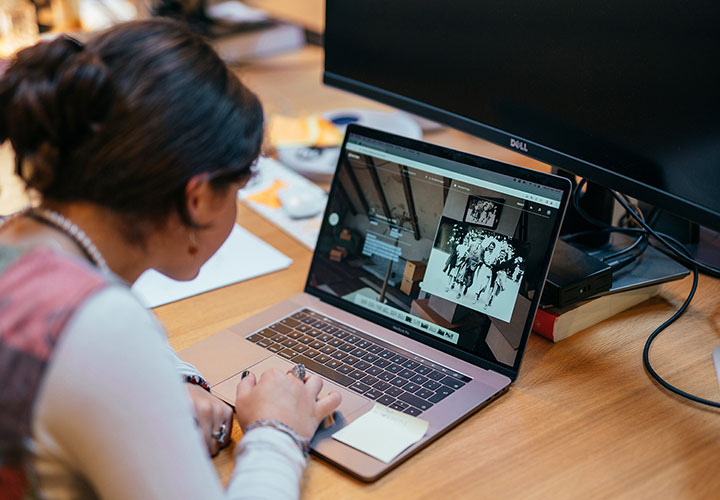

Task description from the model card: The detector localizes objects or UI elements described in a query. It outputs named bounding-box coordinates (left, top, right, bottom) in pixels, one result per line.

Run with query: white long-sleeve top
left=29, top=285, right=305, bottom=500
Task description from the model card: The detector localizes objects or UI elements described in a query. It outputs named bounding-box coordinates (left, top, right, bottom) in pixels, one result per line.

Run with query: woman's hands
left=234, top=369, right=342, bottom=439
left=186, top=383, right=234, bottom=457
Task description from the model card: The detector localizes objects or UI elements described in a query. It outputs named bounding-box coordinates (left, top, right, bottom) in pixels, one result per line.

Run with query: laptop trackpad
left=211, top=356, right=370, bottom=420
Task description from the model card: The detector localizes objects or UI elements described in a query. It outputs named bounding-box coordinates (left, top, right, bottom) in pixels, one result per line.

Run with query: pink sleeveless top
left=0, top=247, right=108, bottom=499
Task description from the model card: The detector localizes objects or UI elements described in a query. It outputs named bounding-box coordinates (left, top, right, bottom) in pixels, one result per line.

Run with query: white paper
left=131, top=224, right=292, bottom=308
left=332, top=404, right=429, bottom=463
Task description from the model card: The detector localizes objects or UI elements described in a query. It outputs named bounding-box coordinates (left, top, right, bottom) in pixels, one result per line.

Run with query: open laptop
left=180, top=124, right=571, bottom=481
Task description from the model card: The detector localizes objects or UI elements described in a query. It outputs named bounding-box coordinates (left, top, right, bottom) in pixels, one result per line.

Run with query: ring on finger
left=212, top=423, right=227, bottom=444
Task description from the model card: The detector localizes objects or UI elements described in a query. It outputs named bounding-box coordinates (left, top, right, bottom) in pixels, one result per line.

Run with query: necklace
left=1, top=207, right=109, bottom=274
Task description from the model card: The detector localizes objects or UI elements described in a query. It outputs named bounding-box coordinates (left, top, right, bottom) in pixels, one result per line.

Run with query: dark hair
left=0, top=19, right=263, bottom=241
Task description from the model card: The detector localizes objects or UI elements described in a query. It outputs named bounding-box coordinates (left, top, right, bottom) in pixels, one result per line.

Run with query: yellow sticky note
left=332, top=404, right=429, bottom=463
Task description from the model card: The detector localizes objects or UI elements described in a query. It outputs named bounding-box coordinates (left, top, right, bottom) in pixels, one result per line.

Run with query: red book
left=533, top=285, right=661, bottom=342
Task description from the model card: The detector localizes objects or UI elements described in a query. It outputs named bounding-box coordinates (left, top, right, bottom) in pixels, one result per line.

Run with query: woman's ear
left=184, top=173, right=217, bottom=226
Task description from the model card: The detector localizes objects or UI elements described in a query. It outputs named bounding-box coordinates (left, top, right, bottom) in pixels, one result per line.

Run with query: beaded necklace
left=0, top=207, right=109, bottom=274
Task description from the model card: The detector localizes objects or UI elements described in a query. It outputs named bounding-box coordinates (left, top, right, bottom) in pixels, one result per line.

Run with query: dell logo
left=510, top=138, right=528, bottom=152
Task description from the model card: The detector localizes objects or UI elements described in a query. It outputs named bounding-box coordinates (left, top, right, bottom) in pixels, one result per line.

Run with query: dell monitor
left=323, top=1, right=720, bottom=239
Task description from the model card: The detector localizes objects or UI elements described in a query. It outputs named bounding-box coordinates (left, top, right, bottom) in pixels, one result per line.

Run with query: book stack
left=533, top=284, right=662, bottom=342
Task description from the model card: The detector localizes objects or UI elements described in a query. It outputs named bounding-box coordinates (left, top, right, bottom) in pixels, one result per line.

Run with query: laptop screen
left=307, top=126, right=567, bottom=374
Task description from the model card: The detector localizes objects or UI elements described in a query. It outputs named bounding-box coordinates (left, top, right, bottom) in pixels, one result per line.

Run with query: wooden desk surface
left=2, top=45, right=719, bottom=498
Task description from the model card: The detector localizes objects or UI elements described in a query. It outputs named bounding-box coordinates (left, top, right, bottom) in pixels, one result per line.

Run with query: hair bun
left=0, top=35, right=114, bottom=193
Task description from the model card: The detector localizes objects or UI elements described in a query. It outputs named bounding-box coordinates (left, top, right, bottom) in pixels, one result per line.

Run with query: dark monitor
left=324, top=1, right=720, bottom=235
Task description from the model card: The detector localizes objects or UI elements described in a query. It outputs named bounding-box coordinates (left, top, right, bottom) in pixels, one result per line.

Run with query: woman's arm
left=31, top=286, right=304, bottom=500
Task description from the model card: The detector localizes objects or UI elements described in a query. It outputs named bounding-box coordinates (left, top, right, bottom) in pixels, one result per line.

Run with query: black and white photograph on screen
left=421, top=217, right=528, bottom=322
left=464, top=196, right=503, bottom=229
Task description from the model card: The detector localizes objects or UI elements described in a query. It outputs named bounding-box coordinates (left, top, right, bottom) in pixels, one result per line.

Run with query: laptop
left=179, top=124, right=571, bottom=481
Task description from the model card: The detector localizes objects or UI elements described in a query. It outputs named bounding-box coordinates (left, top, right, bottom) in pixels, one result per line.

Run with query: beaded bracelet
left=245, top=419, right=311, bottom=457
left=184, top=374, right=211, bottom=392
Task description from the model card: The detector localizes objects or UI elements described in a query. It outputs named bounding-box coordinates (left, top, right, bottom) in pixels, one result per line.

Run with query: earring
left=188, top=231, right=199, bottom=256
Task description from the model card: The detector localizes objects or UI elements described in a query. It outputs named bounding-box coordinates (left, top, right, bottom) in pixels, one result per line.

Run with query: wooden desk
left=2, top=45, right=719, bottom=498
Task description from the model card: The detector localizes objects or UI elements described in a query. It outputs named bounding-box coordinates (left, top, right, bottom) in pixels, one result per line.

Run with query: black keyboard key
left=402, top=360, right=420, bottom=370
left=296, top=324, right=311, bottom=332
left=270, top=323, right=292, bottom=334
left=385, top=363, right=402, bottom=374
left=390, top=354, right=408, bottom=364
left=320, top=345, right=336, bottom=355
left=440, top=376, right=466, bottom=390
left=378, top=372, right=395, bottom=382
left=281, top=338, right=298, bottom=348
left=373, top=380, right=391, bottom=391
left=361, top=375, right=379, bottom=386
left=366, top=366, right=383, bottom=376
left=286, top=331, right=303, bottom=340
left=323, top=326, right=338, bottom=333
left=293, top=344, right=309, bottom=353
left=279, top=348, right=299, bottom=359
left=350, top=348, right=366, bottom=357
left=404, top=406, right=422, bottom=416
left=398, top=392, right=434, bottom=411
left=256, top=338, right=272, bottom=348
left=314, top=321, right=328, bottom=329
left=299, top=316, right=315, bottom=324
left=291, top=312, right=306, bottom=320
left=315, top=353, right=331, bottom=364
left=267, top=343, right=282, bottom=353
left=269, top=333, right=287, bottom=343
left=385, top=386, right=403, bottom=397
left=427, top=370, right=445, bottom=381
left=337, top=364, right=353, bottom=375
left=349, top=381, right=371, bottom=394
left=365, top=389, right=383, bottom=400
left=292, top=355, right=353, bottom=387
left=309, top=340, right=324, bottom=350
left=416, top=388, right=434, bottom=399
left=343, top=355, right=359, bottom=365
left=404, top=382, right=422, bottom=393
left=390, top=376, right=409, bottom=387
left=377, top=349, right=394, bottom=359
left=328, top=338, right=344, bottom=347
left=318, top=333, right=334, bottom=343
left=390, top=401, right=409, bottom=411
left=354, top=360, right=372, bottom=371
left=428, top=386, right=455, bottom=403
left=298, top=335, right=314, bottom=344
left=409, top=374, right=428, bottom=385
left=414, top=365, right=432, bottom=375
left=355, top=340, right=371, bottom=349
left=308, top=329, right=324, bottom=337
left=348, top=369, right=366, bottom=380
left=331, top=350, right=349, bottom=361
left=398, top=368, right=415, bottom=379
left=366, top=344, right=384, bottom=354
left=423, top=380, right=442, bottom=391
left=344, top=334, right=360, bottom=344
left=304, top=349, right=320, bottom=358
left=377, top=395, right=395, bottom=406
left=325, top=359, right=342, bottom=369
left=258, top=329, right=275, bottom=338
left=338, top=343, right=355, bottom=353
left=373, top=358, right=391, bottom=368
left=334, top=329, right=349, bottom=339
left=246, top=333, right=264, bottom=342
left=361, top=353, right=379, bottom=363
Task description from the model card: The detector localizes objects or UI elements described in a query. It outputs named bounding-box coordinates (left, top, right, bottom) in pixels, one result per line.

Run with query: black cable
left=571, top=179, right=720, bottom=407
left=605, top=189, right=720, bottom=407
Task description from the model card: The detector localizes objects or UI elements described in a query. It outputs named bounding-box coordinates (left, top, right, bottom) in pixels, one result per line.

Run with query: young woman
left=0, top=19, right=340, bottom=499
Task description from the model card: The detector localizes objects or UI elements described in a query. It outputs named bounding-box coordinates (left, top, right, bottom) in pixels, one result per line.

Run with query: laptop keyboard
left=245, top=308, right=472, bottom=416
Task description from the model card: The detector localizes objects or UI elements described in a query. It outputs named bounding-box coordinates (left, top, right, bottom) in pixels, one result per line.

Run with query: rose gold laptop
left=180, top=125, right=571, bottom=481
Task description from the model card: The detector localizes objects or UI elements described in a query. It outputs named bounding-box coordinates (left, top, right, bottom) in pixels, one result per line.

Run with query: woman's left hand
left=186, top=383, right=234, bottom=457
